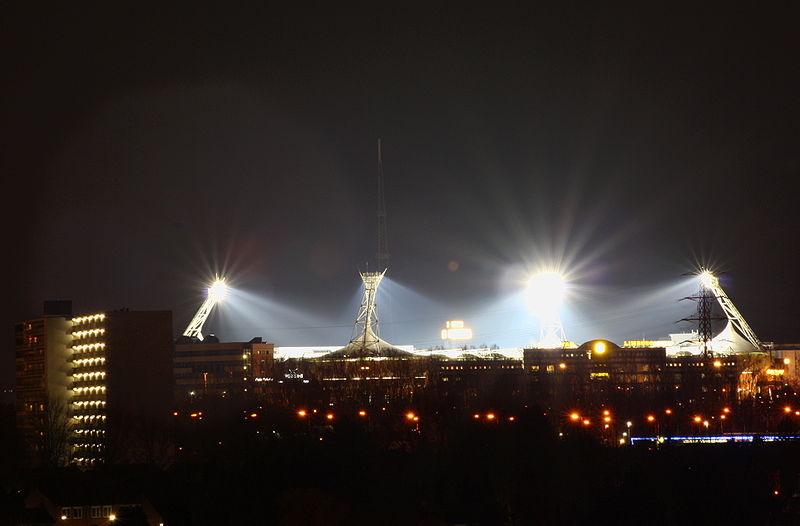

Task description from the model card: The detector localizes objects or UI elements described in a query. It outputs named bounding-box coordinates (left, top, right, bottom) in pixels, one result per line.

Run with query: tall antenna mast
left=376, top=138, right=390, bottom=271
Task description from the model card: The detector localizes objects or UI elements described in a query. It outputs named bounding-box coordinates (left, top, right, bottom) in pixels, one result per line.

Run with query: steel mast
left=376, top=138, right=390, bottom=272
left=350, top=269, right=386, bottom=348
left=699, top=270, right=764, bottom=352
left=182, top=278, right=228, bottom=341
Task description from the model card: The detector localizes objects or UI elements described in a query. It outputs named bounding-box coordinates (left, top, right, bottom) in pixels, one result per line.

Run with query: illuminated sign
left=441, top=320, right=473, bottom=341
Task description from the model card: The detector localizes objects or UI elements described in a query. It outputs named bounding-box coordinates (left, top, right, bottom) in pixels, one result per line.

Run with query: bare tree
left=43, top=398, right=72, bottom=467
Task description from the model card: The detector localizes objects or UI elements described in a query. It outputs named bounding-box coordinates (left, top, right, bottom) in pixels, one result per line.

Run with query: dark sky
left=4, top=4, right=800, bottom=385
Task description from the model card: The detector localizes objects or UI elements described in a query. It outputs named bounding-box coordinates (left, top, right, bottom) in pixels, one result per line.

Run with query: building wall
left=770, top=343, right=800, bottom=383
left=523, top=340, right=757, bottom=412
left=15, top=316, right=72, bottom=467
left=103, top=310, right=173, bottom=465
left=174, top=339, right=274, bottom=402
left=17, top=308, right=174, bottom=468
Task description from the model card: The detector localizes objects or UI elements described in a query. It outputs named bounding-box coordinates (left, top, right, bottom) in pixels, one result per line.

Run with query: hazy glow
left=212, top=287, right=335, bottom=345
left=185, top=266, right=713, bottom=351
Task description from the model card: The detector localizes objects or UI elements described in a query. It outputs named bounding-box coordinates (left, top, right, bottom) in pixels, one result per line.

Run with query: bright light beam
left=525, top=271, right=567, bottom=348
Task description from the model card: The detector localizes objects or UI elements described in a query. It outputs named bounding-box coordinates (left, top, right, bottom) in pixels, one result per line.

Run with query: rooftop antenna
left=376, top=138, right=390, bottom=272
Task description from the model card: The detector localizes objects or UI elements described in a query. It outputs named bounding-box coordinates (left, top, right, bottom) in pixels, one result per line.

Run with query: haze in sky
left=4, top=4, right=799, bottom=384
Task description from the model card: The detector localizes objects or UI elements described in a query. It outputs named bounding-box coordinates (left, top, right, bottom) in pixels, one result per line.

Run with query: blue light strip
left=630, top=435, right=800, bottom=444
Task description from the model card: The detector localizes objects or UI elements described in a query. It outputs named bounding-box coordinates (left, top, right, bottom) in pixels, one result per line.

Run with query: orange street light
left=647, top=415, right=655, bottom=422
left=570, top=413, right=580, bottom=421
left=358, top=410, right=367, bottom=417
left=326, top=413, right=334, bottom=421
left=297, top=410, right=307, bottom=417
left=582, top=419, right=591, bottom=426
left=486, top=413, right=496, bottom=420
left=693, top=416, right=702, bottom=423
left=406, top=412, right=416, bottom=420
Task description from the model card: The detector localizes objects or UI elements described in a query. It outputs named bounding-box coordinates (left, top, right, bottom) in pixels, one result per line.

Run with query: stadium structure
left=169, top=140, right=791, bottom=416
left=167, top=266, right=790, bottom=423
left=164, top=141, right=794, bottom=429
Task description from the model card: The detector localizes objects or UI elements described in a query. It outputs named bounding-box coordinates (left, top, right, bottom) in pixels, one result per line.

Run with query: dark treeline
left=4, top=401, right=800, bottom=525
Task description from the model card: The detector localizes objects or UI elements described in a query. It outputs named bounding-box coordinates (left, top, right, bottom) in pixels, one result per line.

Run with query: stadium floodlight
left=698, top=270, right=715, bottom=289
left=525, top=271, right=567, bottom=348
left=526, top=271, right=567, bottom=313
left=183, top=277, right=228, bottom=341
left=693, top=269, right=764, bottom=352
left=208, top=279, right=228, bottom=302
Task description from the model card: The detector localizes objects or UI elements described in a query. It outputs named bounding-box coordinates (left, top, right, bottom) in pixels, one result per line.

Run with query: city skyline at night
left=5, top=4, right=800, bottom=523
left=6, top=6, right=800, bottom=387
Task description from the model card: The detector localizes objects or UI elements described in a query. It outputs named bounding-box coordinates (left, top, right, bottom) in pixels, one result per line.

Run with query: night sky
left=4, top=4, right=800, bottom=385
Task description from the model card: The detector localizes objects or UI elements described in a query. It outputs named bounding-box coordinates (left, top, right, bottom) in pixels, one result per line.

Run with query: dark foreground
left=3, top=409, right=800, bottom=526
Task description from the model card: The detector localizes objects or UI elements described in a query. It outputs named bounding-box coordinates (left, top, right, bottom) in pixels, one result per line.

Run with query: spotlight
left=525, top=272, right=567, bottom=312
left=698, top=270, right=715, bottom=289
left=208, top=279, right=228, bottom=302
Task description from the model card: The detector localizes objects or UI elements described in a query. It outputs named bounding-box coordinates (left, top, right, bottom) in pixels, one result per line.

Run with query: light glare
left=699, top=270, right=715, bottom=289
left=208, top=279, right=228, bottom=302
left=526, top=272, right=567, bottom=312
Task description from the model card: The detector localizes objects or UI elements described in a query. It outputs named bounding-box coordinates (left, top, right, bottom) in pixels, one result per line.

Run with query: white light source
left=525, top=271, right=567, bottom=348
left=208, top=279, right=228, bottom=302
left=526, top=272, right=566, bottom=313
left=698, top=270, right=715, bottom=289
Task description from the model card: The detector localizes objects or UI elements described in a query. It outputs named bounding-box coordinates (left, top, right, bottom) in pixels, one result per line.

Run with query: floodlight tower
left=526, top=272, right=567, bottom=348
left=183, top=278, right=228, bottom=341
left=350, top=270, right=386, bottom=348
left=698, top=270, right=764, bottom=351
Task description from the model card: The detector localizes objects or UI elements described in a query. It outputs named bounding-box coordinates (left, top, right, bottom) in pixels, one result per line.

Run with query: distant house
left=18, top=476, right=165, bottom=526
